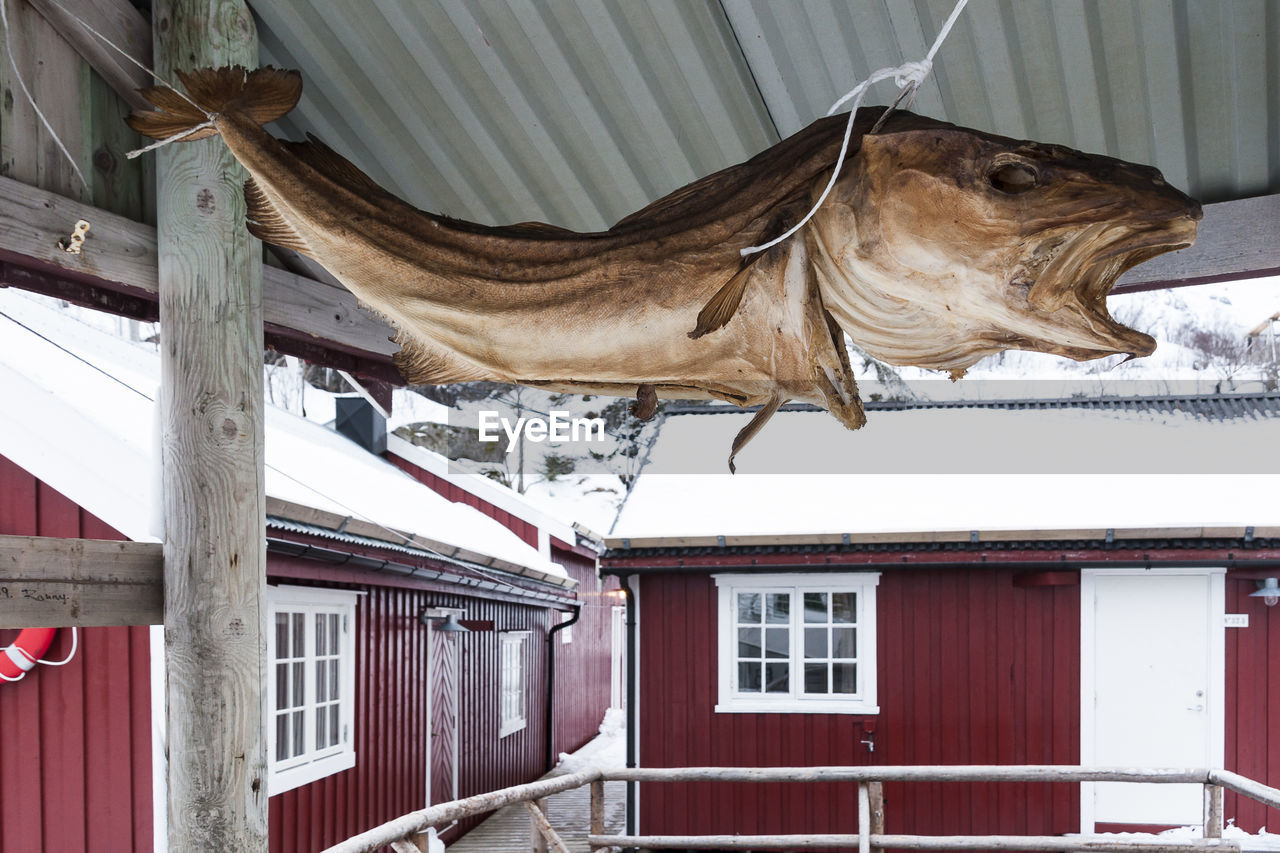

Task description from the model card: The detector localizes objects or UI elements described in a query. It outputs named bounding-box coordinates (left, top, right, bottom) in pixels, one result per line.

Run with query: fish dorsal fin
left=496, top=221, right=579, bottom=238
left=282, top=134, right=391, bottom=202
left=244, top=177, right=312, bottom=256
left=688, top=256, right=760, bottom=339
left=727, top=393, right=786, bottom=473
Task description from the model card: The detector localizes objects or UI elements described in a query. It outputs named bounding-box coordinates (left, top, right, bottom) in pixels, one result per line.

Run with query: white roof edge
left=604, top=524, right=1277, bottom=550
left=0, top=361, right=161, bottom=544
left=386, top=433, right=579, bottom=544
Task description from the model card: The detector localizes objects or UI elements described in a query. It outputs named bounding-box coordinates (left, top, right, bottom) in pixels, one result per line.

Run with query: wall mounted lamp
left=1250, top=578, right=1280, bottom=607
left=420, top=609, right=471, bottom=632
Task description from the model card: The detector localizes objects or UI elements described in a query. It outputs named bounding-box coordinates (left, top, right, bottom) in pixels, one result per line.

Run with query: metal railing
left=323, top=765, right=1280, bottom=853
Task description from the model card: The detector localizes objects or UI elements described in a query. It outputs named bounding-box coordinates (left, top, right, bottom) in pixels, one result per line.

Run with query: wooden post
left=868, top=781, right=885, bottom=853
left=1203, top=784, right=1224, bottom=839
left=589, top=779, right=605, bottom=850
left=858, top=783, right=871, bottom=853
left=154, top=0, right=266, bottom=850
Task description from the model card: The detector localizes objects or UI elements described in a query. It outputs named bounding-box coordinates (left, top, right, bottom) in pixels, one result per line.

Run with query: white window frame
left=499, top=631, right=530, bottom=737
left=266, top=584, right=358, bottom=795
left=714, top=572, right=879, bottom=715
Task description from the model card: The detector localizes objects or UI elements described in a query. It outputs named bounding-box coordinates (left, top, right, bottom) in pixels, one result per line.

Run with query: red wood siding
left=266, top=568, right=557, bottom=848
left=637, top=568, right=1081, bottom=841
left=386, top=454, right=538, bottom=547
left=0, top=447, right=615, bottom=850
left=0, top=456, right=153, bottom=853
left=386, top=453, right=619, bottom=763
left=551, top=544, right=621, bottom=760
left=1225, top=574, right=1280, bottom=831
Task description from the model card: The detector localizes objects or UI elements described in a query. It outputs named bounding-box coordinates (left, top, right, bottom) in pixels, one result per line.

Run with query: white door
left=1081, top=569, right=1225, bottom=829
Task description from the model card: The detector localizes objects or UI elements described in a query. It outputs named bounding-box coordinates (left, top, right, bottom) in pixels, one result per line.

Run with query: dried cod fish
left=128, top=67, right=1202, bottom=469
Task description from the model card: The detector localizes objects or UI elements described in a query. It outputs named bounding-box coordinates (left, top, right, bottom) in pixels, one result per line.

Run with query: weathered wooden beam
left=586, top=835, right=1241, bottom=852
left=26, top=0, right=152, bottom=111
left=0, top=174, right=398, bottom=360
left=1208, top=769, right=1280, bottom=810
left=321, top=769, right=604, bottom=853
left=0, top=534, right=163, bottom=627
left=155, top=0, right=266, bottom=848
left=1114, top=193, right=1280, bottom=293
left=603, top=766, right=1215, bottom=784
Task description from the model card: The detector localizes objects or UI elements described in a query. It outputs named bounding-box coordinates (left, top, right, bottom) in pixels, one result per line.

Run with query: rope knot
left=893, top=59, right=933, bottom=90
left=738, top=0, right=970, bottom=258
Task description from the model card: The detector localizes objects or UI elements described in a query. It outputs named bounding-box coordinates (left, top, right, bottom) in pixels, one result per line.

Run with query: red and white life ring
left=0, top=628, right=58, bottom=682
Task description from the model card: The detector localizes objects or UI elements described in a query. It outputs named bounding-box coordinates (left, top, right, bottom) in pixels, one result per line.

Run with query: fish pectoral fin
left=244, top=178, right=312, bottom=256
left=688, top=257, right=760, bottom=339
left=727, top=393, right=786, bottom=474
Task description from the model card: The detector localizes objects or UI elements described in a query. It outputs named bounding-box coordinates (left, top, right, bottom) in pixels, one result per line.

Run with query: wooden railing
left=322, top=766, right=1280, bottom=853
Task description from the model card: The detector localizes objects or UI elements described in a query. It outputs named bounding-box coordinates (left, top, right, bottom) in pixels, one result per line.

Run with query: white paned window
left=714, top=573, right=879, bottom=714
left=499, top=631, right=529, bottom=737
left=267, top=585, right=358, bottom=794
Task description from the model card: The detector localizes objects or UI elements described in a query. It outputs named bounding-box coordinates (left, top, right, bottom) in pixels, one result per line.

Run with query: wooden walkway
left=445, top=726, right=627, bottom=853
left=445, top=774, right=626, bottom=853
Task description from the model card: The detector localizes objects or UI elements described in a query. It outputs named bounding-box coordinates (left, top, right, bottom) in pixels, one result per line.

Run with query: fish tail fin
left=126, top=66, right=301, bottom=141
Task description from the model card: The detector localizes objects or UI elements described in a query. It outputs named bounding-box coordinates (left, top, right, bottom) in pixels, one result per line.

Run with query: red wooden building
left=0, top=292, right=622, bottom=851
left=601, top=406, right=1280, bottom=841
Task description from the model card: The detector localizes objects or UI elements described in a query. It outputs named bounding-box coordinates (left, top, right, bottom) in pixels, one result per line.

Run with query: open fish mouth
left=1023, top=215, right=1199, bottom=360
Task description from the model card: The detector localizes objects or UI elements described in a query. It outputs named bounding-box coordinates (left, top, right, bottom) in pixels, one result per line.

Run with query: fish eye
left=989, top=162, right=1038, bottom=194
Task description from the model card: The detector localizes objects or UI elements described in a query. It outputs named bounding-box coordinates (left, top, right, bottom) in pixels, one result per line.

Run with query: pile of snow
left=555, top=707, right=626, bottom=775
left=1093, top=820, right=1280, bottom=850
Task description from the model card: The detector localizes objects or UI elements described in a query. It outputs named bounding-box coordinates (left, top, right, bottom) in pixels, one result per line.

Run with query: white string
left=126, top=119, right=215, bottom=160
left=0, top=0, right=90, bottom=194
left=741, top=0, right=970, bottom=257
left=37, top=627, right=78, bottom=666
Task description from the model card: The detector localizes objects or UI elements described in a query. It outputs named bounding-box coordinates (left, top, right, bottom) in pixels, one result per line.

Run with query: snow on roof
left=387, top=434, right=581, bottom=546
left=610, top=406, right=1280, bottom=541
left=0, top=290, right=565, bottom=579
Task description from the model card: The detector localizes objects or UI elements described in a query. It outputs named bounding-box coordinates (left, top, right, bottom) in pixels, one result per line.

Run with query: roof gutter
left=545, top=604, right=581, bottom=773
left=267, top=537, right=575, bottom=605
left=600, top=557, right=1280, bottom=576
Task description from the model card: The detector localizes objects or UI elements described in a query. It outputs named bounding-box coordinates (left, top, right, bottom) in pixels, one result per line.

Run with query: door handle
left=1187, top=704, right=1204, bottom=712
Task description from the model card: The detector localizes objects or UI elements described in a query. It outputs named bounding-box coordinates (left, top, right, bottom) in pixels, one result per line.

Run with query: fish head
left=810, top=112, right=1202, bottom=375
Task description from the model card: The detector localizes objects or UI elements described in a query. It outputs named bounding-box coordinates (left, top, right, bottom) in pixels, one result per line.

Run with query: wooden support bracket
left=0, top=534, right=163, bottom=627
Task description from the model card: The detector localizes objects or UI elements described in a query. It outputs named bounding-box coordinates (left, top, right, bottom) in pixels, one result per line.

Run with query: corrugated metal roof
left=601, top=531, right=1280, bottom=561
left=663, top=390, right=1280, bottom=421
left=250, top=0, right=1279, bottom=230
